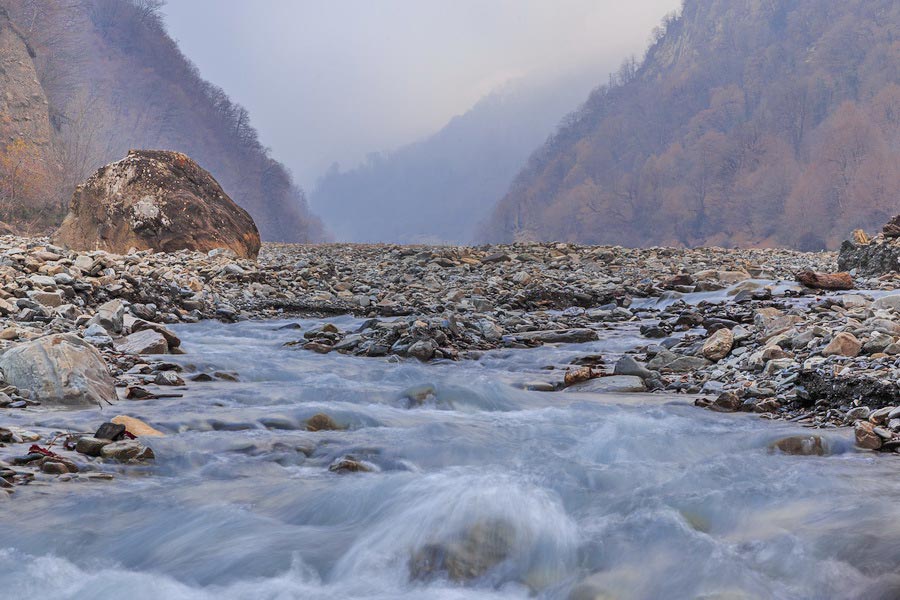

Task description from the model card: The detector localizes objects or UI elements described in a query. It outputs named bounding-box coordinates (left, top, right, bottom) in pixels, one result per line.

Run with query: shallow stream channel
left=1, top=315, right=899, bottom=599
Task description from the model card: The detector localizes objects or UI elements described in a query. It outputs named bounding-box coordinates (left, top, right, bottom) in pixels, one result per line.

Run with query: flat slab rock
left=509, top=329, right=599, bottom=344
left=563, top=375, right=646, bottom=394
left=115, top=329, right=169, bottom=355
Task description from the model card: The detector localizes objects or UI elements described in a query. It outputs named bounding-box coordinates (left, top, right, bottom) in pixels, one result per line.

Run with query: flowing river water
left=2, top=314, right=900, bottom=599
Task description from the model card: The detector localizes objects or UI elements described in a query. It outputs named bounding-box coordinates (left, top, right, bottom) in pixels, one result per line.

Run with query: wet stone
left=100, top=440, right=155, bottom=462
left=75, top=436, right=111, bottom=457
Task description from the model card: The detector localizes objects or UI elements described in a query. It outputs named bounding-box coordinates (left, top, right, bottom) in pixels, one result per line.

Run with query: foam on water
left=2, top=317, right=900, bottom=599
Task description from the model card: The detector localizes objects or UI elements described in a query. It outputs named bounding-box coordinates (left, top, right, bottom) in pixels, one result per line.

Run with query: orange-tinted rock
left=54, top=150, right=261, bottom=259
left=855, top=421, right=883, bottom=450
left=796, top=270, right=854, bottom=290
left=822, top=332, right=861, bottom=358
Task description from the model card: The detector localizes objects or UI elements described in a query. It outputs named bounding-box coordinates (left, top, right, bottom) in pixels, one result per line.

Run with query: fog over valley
left=162, top=0, right=680, bottom=240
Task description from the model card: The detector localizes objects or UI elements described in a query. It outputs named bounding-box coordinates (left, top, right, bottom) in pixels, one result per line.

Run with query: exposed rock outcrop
left=0, top=7, right=53, bottom=180
left=839, top=220, right=900, bottom=276
left=54, top=150, right=261, bottom=259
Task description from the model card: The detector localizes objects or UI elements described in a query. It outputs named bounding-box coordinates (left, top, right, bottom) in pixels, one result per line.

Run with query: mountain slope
left=482, top=0, right=900, bottom=250
left=310, top=68, right=604, bottom=244
left=0, top=0, right=325, bottom=241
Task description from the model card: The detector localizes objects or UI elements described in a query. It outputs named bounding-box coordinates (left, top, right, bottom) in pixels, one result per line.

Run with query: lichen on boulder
left=53, top=150, right=261, bottom=259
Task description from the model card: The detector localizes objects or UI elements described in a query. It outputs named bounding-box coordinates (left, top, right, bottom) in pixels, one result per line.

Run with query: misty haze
left=1, top=1, right=900, bottom=599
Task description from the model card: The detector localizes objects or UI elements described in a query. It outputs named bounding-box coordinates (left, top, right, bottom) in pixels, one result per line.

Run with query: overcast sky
left=162, top=0, right=680, bottom=189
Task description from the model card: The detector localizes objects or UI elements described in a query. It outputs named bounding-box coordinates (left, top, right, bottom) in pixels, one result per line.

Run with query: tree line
left=483, top=0, right=900, bottom=250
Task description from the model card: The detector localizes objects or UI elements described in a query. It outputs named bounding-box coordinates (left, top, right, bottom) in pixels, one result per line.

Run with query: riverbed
left=1, top=317, right=898, bottom=599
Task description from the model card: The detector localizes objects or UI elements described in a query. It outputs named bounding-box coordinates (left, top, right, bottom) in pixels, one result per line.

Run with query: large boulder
left=0, top=333, right=116, bottom=408
left=53, top=150, right=261, bottom=259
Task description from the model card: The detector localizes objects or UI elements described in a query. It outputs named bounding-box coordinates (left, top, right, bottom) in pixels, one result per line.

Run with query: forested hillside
left=311, top=69, right=602, bottom=243
left=0, top=0, right=324, bottom=241
left=483, top=0, right=900, bottom=250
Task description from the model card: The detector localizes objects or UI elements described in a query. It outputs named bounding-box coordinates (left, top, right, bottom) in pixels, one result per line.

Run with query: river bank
left=3, top=237, right=900, bottom=597
left=0, top=237, right=889, bottom=495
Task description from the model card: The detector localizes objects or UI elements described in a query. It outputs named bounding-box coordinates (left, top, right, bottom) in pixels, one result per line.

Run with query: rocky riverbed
left=0, top=235, right=893, bottom=496
left=6, top=236, right=900, bottom=597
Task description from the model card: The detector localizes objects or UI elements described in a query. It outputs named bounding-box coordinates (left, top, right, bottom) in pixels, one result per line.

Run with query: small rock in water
left=95, top=422, right=127, bottom=441
left=328, top=456, right=373, bottom=474
left=563, top=375, right=646, bottom=394
left=563, top=366, right=596, bottom=387
left=111, top=415, right=164, bottom=437
left=614, top=356, right=653, bottom=379
left=709, top=391, right=742, bottom=413
left=770, top=435, right=828, bottom=456
left=40, top=460, right=71, bottom=475
left=100, top=440, right=155, bottom=462
left=306, top=413, right=340, bottom=432
left=154, top=371, right=185, bottom=386
left=75, top=436, right=111, bottom=457
left=409, top=519, right=516, bottom=583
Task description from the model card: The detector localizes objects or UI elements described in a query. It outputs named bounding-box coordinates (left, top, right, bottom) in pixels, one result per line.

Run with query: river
left=1, top=316, right=898, bottom=599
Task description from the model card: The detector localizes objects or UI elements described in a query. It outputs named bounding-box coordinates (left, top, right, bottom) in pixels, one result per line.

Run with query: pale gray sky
left=162, top=0, right=680, bottom=189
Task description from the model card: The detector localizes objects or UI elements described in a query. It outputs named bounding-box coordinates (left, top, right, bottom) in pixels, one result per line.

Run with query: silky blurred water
left=1, top=316, right=899, bottom=600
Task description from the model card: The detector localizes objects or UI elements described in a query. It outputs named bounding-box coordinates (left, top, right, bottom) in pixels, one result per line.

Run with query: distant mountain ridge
left=310, top=67, right=605, bottom=244
left=0, top=0, right=325, bottom=241
left=482, top=0, right=900, bottom=250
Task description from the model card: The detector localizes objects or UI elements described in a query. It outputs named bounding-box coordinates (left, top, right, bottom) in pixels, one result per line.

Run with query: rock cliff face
left=0, top=1, right=325, bottom=239
left=0, top=7, right=52, bottom=180
left=54, top=150, right=261, bottom=259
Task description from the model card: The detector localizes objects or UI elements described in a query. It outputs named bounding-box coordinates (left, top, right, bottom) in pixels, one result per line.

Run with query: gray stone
left=83, top=323, right=113, bottom=347
left=666, top=356, right=711, bottom=372
left=75, top=436, right=111, bottom=457
left=27, top=290, right=64, bottom=307
left=873, top=294, right=900, bottom=312
left=28, top=274, right=56, bottom=287
left=115, top=329, right=168, bottom=355
left=511, top=329, right=599, bottom=344
left=100, top=440, right=155, bottom=461
left=613, top=355, right=653, bottom=379
left=89, top=299, right=125, bottom=334
left=130, top=320, right=181, bottom=349
left=846, top=406, right=871, bottom=420
left=563, top=375, right=646, bottom=394
left=154, top=371, right=184, bottom=386
left=407, top=339, right=437, bottom=361
left=0, top=333, right=116, bottom=407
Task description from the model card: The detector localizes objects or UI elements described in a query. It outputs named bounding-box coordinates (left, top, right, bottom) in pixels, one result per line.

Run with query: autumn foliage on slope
left=482, top=0, right=900, bottom=250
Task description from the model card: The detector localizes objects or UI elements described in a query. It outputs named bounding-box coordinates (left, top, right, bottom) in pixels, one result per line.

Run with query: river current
left=1, top=315, right=899, bottom=599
